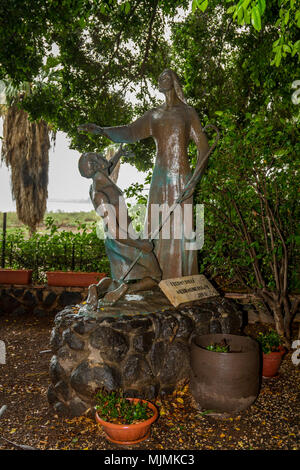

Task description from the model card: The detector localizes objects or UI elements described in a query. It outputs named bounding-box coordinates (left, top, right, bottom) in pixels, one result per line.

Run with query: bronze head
left=78, top=152, right=110, bottom=179
left=158, top=69, right=186, bottom=103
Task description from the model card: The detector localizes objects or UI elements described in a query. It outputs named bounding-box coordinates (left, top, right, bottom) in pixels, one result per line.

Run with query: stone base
left=48, top=295, right=243, bottom=417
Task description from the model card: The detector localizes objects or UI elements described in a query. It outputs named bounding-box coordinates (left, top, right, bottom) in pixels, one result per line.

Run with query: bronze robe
left=101, top=103, right=207, bottom=279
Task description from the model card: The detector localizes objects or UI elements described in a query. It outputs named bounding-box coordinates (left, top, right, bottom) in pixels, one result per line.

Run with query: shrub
left=0, top=216, right=110, bottom=283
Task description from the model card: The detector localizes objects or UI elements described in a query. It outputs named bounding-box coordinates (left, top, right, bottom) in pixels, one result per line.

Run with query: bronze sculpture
left=78, top=148, right=161, bottom=306
left=78, top=69, right=210, bottom=284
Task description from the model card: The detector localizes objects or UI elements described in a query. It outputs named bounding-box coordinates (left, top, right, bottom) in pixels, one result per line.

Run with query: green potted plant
left=206, top=339, right=230, bottom=353
left=94, top=389, right=158, bottom=445
left=257, top=330, right=285, bottom=378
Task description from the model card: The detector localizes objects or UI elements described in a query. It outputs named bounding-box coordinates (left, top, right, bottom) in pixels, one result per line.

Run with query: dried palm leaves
left=2, top=105, right=50, bottom=232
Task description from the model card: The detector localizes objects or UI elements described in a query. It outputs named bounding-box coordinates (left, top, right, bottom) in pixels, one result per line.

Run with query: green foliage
left=1, top=216, right=110, bottom=283
left=198, top=110, right=299, bottom=296
left=172, top=1, right=299, bottom=125
left=206, top=342, right=230, bottom=353
left=193, top=0, right=300, bottom=66
left=95, top=388, right=153, bottom=425
left=124, top=181, right=148, bottom=205
left=0, top=0, right=189, bottom=171
left=0, top=211, right=100, bottom=232
left=257, top=329, right=284, bottom=354
left=170, top=3, right=300, bottom=334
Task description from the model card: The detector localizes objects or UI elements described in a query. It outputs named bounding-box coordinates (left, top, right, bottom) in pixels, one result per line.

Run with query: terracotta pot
left=95, top=398, right=158, bottom=445
left=262, top=347, right=285, bottom=378
left=0, top=269, right=33, bottom=285
left=46, top=271, right=106, bottom=287
left=190, top=334, right=260, bottom=414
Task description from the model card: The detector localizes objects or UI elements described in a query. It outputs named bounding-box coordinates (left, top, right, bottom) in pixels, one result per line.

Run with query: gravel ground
left=0, top=313, right=299, bottom=451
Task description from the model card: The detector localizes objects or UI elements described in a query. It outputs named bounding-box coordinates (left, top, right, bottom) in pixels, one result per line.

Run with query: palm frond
left=2, top=104, right=50, bottom=232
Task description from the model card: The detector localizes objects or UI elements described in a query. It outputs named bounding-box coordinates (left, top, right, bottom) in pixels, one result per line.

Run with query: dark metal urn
left=190, top=334, right=260, bottom=414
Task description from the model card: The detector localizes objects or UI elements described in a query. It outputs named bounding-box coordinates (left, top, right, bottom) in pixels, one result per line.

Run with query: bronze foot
left=99, top=282, right=129, bottom=306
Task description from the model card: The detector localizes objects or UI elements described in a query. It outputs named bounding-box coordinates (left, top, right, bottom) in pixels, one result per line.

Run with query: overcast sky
left=0, top=122, right=148, bottom=213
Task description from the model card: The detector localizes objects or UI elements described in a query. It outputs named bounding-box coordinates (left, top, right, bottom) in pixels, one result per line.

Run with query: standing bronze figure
left=79, top=69, right=210, bottom=282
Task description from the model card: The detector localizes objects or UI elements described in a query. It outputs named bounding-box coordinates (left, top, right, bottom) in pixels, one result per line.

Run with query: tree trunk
left=256, top=289, right=294, bottom=347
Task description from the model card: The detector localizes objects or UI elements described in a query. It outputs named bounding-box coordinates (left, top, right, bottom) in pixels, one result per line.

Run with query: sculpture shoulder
left=147, top=106, right=163, bottom=118
left=186, top=106, right=205, bottom=129
left=186, top=105, right=200, bottom=119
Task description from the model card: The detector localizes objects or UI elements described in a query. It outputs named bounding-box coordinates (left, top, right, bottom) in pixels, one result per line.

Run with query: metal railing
left=0, top=213, right=110, bottom=283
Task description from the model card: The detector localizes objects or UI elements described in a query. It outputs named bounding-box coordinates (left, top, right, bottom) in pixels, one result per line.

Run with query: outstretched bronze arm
left=78, top=123, right=105, bottom=135
left=78, top=111, right=151, bottom=144
left=107, top=145, right=134, bottom=175
left=78, top=122, right=135, bottom=143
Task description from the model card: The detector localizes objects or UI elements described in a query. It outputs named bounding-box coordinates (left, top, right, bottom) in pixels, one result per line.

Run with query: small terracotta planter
left=0, top=269, right=33, bottom=285
left=95, top=398, right=158, bottom=445
left=262, top=347, right=285, bottom=378
left=46, top=271, right=106, bottom=287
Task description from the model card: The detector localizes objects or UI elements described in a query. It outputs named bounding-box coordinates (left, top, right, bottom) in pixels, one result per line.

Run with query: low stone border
left=0, top=284, right=88, bottom=317
left=48, top=297, right=243, bottom=417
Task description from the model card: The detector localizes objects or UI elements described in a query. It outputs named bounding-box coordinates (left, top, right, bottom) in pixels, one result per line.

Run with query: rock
left=43, top=292, right=57, bottom=308
left=123, top=354, right=153, bottom=386
left=111, top=316, right=152, bottom=332
left=93, top=365, right=121, bottom=391
left=90, top=327, right=128, bottom=362
left=22, top=291, right=37, bottom=306
left=247, top=309, right=259, bottom=324
left=54, top=380, right=71, bottom=401
left=70, top=361, right=94, bottom=397
left=209, top=318, right=222, bottom=334
left=58, top=291, right=82, bottom=307
left=62, top=328, right=85, bottom=351
left=127, top=317, right=152, bottom=330
left=69, top=398, right=89, bottom=417
left=47, top=384, right=58, bottom=405
left=258, top=311, right=275, bottom=325
left=193, top=322, right=210, bottom=337
left=13, top=288, right=25, bottom=298
left=73, top=319, right=97, bottom=335
left=158, top=342, right=190, bottom=384
left=11, top=305, right=28, bottom=317
left=53, top=401, right=70, bottom=416
left=160, top=314, right=179, bottom=340
left=184, top=307, right=212, bottom=324
left=108, top=320, right=133, bottom=332
left=36, top=289, right=44, bottom=302
left=50, top=329, right=62, bottom=353
left=57, top=345, right=83, bottom=375
left=149, top=341, right=166, bottom=375
left=49, top=355, right=67, bottom=384
left=171, top=312, right=194, bottom=340
left=133, top=331, right=155, bottom=353
left=70, top=361, right=121, bottom=396
left=54, top=309, right=78, bottom=328
left=33, top=307, right=47, bottom=317
left=123, top=389, right=141, bottom=398
left=0, top=293, right=20, bottom=313
left=151, top=313, right=179, bottom=340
